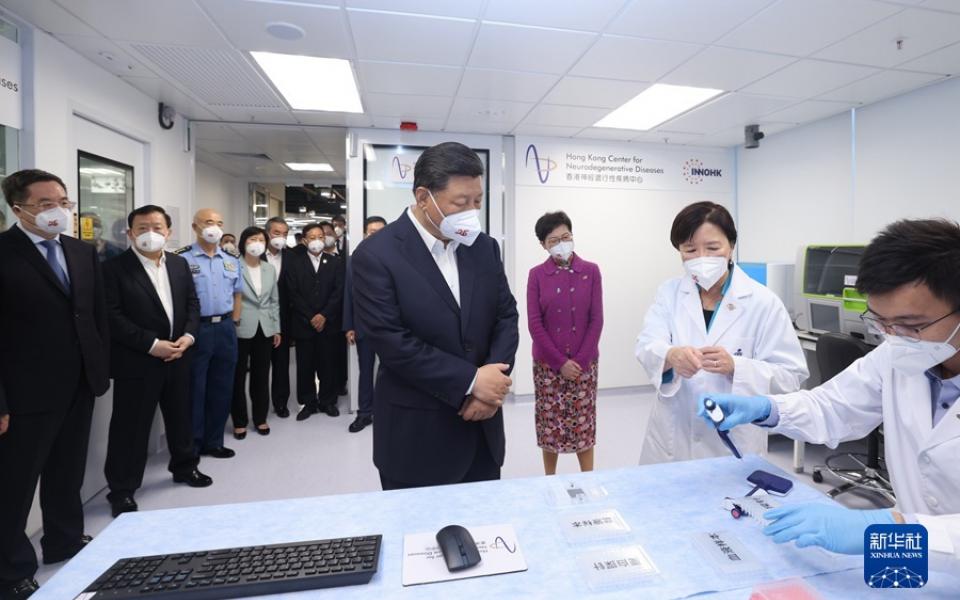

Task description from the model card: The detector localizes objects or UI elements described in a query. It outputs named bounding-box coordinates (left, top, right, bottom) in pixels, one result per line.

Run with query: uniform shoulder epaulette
left=174, top=245, right=192, bottom=255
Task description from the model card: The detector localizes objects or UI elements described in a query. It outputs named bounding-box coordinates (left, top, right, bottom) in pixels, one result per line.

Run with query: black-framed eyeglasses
left=860, top=308, right=960, bottom=341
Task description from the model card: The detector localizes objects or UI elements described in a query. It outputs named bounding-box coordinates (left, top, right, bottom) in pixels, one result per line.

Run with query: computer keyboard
left=77, top=535, right=382, bottom=599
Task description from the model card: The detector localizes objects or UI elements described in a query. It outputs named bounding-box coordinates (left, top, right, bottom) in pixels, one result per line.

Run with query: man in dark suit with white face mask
left=0, top=169, right=110, bottom=600
left=352, top=142, right=519, bottom=490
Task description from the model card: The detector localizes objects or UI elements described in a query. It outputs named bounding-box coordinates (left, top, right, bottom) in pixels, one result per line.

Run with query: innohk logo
left=525, top=144, right=557, bottom=184
left=682, top=158, right=723, bottom=185
left=391, top=155, right=413, bottom=180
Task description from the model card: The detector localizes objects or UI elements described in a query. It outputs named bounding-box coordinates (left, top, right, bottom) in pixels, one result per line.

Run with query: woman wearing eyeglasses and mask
left=527, top=211, right=603, bottom=474
left=635, top=201, right=807, bottom=464
left=230, top=226, right=282, bottom=439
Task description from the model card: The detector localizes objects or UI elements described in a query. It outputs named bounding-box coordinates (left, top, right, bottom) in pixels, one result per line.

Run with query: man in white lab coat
left=704, top=218, right=960, bottom=573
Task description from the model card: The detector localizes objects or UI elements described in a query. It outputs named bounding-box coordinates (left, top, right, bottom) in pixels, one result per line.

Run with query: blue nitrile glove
left=763, top=503, right=895, bottom=555
left=696, top=393, right=771, bottom=431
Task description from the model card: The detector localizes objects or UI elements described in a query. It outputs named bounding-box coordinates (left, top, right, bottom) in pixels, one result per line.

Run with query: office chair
left=811, top=333, right=896, bottom=506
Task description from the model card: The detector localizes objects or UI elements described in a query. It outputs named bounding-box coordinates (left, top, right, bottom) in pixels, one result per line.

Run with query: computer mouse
left=435, top=525, right=482, bottom=572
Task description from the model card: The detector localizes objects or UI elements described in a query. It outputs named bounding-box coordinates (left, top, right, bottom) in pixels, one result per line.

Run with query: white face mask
left=269, top=236, right=287, bottom=250
left=307, top=239, right=324, bottom=254
left=324, top=236, right=337, bottom=249
left=135, top=231, right=166, bottom=253
left=245, top=241, right=265, bottom=257
left=221, top=242, right=237, bottom=254
left=885, top=320, right=960, bottom=376
left=200, top=225, right=223, bottom=244
left=24, top=205, right=72, bottom=235
left=426, top=190, right=481, bottom=247
left=684, top=256, right=729, bottom=290
left=334, top=226, right=344, bottom=238
left=550, top=240, right=574, bottom=262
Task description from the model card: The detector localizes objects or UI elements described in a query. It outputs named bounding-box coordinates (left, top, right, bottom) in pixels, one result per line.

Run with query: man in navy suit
left=352, top=142, right=519, bottom=490
left=0, top=170, right=110, bottom=599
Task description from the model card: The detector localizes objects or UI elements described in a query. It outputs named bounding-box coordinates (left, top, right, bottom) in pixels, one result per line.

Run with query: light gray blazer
left=235, top=260, right=281, bottom=339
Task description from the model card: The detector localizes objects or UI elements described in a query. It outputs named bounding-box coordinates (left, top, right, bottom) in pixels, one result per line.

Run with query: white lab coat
left=770, top=341, right=960, bottom=573
left=635, top=265, right=808, bottom=464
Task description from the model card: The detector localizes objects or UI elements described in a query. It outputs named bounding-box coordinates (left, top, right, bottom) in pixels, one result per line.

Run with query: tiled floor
left=33, top=387, right=886, bottom=585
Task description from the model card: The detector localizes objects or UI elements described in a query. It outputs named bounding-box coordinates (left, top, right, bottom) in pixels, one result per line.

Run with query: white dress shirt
left=247, top=263, right=262, bottom=296
left=407, top=206, right=460, bottom=306
left=406, top=207, right=477, bottom=396
left=265, top=249, right=282, bottom=277
left=133, top=248, right=186, bottom=352
left=18, top=221, right=71, bottom=286
left=309, top=251, right=322, bottom=272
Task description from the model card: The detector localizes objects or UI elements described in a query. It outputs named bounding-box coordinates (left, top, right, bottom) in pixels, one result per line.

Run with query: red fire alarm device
left=399, top=121, right=418, bottom=131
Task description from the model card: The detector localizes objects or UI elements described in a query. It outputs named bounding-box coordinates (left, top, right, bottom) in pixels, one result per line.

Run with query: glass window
left=0, top=16, right=17, bottom=43
left=0, top=125, right=20, bottom=231
left=78, top=151, right=134, bottom=261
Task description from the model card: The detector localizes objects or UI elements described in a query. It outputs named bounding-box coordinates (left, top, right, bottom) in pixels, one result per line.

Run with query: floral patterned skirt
left=533, top=360, right=598, bottom=454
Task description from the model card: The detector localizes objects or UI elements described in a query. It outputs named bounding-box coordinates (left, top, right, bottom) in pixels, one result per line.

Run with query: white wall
left=195, top=160, right=249, bottom=237
left=736, top=112, right=854, bottom=263
left=20, top=29, right=198, bottom=535
left=737, top=75, right=960, bottom=264
left=853, top=76, right=960, bottom=238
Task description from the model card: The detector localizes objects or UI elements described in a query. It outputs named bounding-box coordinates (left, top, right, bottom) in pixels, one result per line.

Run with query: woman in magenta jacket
left=527, top=211, right=603, bottom=474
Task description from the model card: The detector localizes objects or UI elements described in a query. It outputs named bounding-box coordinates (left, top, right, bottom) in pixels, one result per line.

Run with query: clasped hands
left=666, top=345, right=735, bottom=378
left=148, top=335, right=195, bottom=362
left=459, top=363, right=511, bottom=422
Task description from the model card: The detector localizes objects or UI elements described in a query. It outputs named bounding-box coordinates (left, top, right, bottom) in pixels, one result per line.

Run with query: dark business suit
left=266, top=247, right=295, bottom=414
left=342, top=258, right=376, bottom=418
left=102, top=249, right=200, bottom=502
left=0, top=225, right=109, bottom=586
left=285, top=248, right=345, bottom=411
left=352, top=211, right=519, bottom=488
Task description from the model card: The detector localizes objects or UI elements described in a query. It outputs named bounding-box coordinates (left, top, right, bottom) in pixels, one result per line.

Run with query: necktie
left=40, top=239, right=70, bottom=292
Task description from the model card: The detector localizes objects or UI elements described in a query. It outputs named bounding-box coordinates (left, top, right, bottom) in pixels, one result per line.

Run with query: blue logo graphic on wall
left=864, top=524, right=928, bottom=589
left=682, top=158, right=722, bottom=185
left=392, top=155, right=412, bottom=180
left=525, top=144, right=556, bottom=184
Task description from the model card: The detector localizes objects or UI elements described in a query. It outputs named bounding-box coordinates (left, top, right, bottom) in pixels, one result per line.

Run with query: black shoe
left=233, top=429, right=247, bottom=440
left=255, top=425, right=270, bottom=436
left=0, top=578, right=38, bottom=600
left=322, top=404, right=340, bottom=417
left=109, top=495, right=138, bottom=518
left=42, top=535, right=92, bottom=564
left=348, top=414, right=373, bottom=433
left=199, top=447, right=235, bottom=459
left=338, top=387, right=348, bottom=397
left=275, top=406, right=290, bottom=419
left=173, top=468, right=213, bottom=487
left=296, top=405, right=318, bottom=421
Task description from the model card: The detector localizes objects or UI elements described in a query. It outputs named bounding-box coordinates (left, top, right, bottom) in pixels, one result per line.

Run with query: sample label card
left=693, top=530, right=764, bottom=576
left=558, top=509, right=631, bottom=544
left=578, top=545, right=659, bottom=591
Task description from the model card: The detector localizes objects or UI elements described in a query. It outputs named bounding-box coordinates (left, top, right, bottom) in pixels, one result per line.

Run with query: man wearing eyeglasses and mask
left=704, top=219, right=960, bottom=573
left=0, top=170, right=110, bottom=600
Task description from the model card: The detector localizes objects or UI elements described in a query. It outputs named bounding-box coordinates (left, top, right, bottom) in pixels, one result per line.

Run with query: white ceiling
left=3, top=0, right=960, bottom=177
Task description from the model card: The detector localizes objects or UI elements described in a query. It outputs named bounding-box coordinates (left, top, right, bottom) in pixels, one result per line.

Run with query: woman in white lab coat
left=708, top=218, right=960, bottom=572
left=635, top=201, right=808, bottom=463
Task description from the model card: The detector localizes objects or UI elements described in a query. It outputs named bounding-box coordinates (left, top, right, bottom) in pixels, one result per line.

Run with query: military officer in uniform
left=176, top=209, right=243, bottom=458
